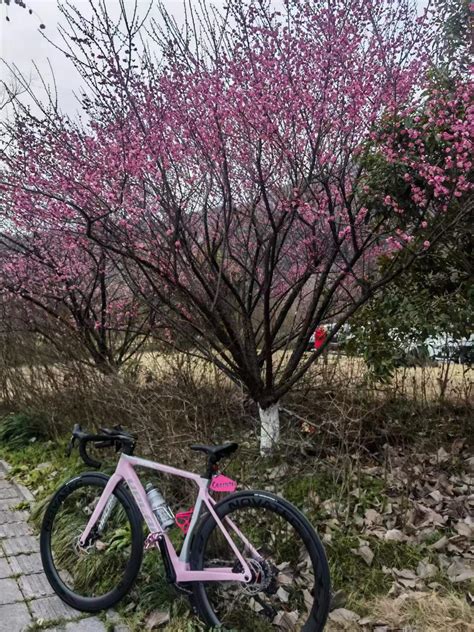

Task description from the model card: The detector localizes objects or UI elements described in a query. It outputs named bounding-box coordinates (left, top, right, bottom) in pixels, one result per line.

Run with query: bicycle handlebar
left=67, top=424, right=137, bottom=468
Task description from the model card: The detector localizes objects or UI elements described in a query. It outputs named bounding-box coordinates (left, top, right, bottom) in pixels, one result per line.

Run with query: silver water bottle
left=145, top=483, right=175, bottom=530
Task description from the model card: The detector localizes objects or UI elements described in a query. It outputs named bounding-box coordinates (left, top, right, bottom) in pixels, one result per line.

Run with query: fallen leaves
left=244, top=437, right=473, bottom=631
left=272, top=610, right=298, bottom=630
left=321, top=440, right=474, bottom=629
left=351, top=544, right=374, bottom=566
left=416, top=560, right=437, bottom=579
left=384, top=528, right=406, bottom=542
left=392, top=568, right=418, bottom=590
left=429, top=535, right=448, bottom=550
left=364, top=509, right=382, bottom=526
left=446, top=558, right=474, bottom=583
left=329, top=608, right=360, bottom=625
left=145, top=611, right=170, bottom=629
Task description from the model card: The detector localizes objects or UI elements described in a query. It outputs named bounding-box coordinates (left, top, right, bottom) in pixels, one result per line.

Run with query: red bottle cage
left=175, top=509, right=194, bottom=535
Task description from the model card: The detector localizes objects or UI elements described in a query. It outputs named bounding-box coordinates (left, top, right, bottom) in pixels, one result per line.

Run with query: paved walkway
left=0, top=461, right=128, bottom=632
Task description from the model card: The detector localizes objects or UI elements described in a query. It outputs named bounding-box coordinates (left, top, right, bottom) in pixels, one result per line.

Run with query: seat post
left=205, top=456, right=219, bottom=479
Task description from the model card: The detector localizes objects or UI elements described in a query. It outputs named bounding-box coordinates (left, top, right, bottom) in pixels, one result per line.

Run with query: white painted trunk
left=259, top=401, right=280, bottom=455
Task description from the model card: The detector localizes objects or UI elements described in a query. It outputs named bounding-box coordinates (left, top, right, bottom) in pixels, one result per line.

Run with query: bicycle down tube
left=79, top=453, right=254, bottom=584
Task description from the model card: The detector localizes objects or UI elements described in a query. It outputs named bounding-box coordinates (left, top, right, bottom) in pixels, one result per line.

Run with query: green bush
left=0, top=411, right=49, bottom=449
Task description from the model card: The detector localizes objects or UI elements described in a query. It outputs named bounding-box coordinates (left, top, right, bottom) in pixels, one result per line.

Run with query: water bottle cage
left=175, top=509, right=194, bottom=534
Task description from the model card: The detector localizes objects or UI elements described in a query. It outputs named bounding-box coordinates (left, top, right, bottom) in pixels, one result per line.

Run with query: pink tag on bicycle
left=210, top=474, right=237, bottom=493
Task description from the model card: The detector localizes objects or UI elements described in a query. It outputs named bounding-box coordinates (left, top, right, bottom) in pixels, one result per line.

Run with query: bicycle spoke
left=198, top=506, right=317, bottom=630
left=49, top=485, right=134, bottom=598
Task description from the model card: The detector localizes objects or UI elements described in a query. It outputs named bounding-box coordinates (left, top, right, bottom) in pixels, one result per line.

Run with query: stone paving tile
left=0, top=578, right=23, bottom=605
left=0, top=461, right=130, bottom=631
left=8, top=552, right=43, bottom=576
left=0, top=462, right=34, bottom=503
left=106, top=621, right=132, bottom=632
left=0, top=499, right=22, bottom=511
left=0, top=557, right=12, bottom=579
left=0, top=486, right=21, bottom=499
left=0, top=602, right=32, bottom=632
left=18, top=572, right=55, bottom=599
left=105, top=610, right=131, bottom=632
left=0, top=510, right=28, bottom=525
left=43, top=618, right=107, bottom=632
left=29, top=594, right=78, bottom=622
left=2, top=535, right=40, bottom=557
left=0, top=522, right=33, bottom=539
left=64, top=618, right=107, bottom=632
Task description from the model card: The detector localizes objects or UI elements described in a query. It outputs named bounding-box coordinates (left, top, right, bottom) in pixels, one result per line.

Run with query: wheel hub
left=73, top=528, right=97, bottom=555
left=240, top=558, right=277, bottom=595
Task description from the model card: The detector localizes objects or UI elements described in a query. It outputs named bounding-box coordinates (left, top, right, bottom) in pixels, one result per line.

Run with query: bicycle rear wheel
left=40, top=473, right=143, bottom=612
left=190, top=490, right=330, bottom=631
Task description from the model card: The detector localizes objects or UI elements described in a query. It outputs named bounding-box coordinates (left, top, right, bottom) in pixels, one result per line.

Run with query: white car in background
left=425, top=334, right=474, bottom=364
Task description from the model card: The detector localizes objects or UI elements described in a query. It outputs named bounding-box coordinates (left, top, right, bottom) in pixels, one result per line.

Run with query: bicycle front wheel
left=40, top=473, right=143, bottom=612
left=190, top=490, right=330, bottom=631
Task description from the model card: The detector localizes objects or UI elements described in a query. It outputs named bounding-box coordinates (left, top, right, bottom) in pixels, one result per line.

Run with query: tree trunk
left=258, top=401, right=280, bottom=455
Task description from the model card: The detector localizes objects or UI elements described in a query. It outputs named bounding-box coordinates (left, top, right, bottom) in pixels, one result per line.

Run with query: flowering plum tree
left=0, top=229, right=153, bottom=372
left=1, top=0, right=472, bottom=451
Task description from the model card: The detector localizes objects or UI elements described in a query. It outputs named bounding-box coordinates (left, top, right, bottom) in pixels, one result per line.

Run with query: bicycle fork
left=97, top=496, right=118, bottom=533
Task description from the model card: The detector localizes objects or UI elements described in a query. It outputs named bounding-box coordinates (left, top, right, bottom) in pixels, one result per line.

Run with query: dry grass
left=1, top=344, right=471, bottom=412
left=1, top=346, right=471, bottom=458
left=140, top=349, right=473, bottom=406
left=327, top=592, right=474, bottom=631
left=370, top=592, right=474, bottom=631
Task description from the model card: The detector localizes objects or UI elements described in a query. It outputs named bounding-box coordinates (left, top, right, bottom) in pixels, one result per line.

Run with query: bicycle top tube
left=122, top=453, right=207, bottom=483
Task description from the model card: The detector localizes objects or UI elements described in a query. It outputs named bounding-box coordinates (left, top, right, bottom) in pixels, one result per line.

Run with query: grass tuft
left=0, top=411, right=49, bottom=449
left=370, top=591, right=474, bottom=632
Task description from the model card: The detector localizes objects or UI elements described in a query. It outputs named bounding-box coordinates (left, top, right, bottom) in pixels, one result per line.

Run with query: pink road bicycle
left=40, top=425, right=330, bottom=630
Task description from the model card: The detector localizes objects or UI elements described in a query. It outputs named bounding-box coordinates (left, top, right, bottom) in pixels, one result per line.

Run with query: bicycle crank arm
left=156, top=534, right=177, bottom=584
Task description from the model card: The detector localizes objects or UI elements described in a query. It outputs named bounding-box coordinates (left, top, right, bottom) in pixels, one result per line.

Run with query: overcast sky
left=0, top=0, right=218, bottom=118
left=1, top=0, right=428, bottom=120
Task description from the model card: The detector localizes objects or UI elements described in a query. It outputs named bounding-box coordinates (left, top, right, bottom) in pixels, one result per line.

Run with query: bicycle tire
left=190, top=490, right=330, bottom=631
left=40, top=472, right=143, bottom=612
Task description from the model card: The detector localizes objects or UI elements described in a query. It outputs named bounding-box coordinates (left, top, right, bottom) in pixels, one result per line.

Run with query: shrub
left=0, top=411, right=49, bottom=449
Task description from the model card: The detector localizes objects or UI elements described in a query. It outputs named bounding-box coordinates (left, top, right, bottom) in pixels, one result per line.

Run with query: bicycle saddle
left=190, top=443, right=238, bottom=461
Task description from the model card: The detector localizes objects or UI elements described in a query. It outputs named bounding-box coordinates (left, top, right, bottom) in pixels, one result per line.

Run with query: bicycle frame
left=79, top=453, right=254, bottom=584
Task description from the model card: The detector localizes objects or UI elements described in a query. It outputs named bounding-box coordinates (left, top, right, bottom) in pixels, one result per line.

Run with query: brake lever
left=66, top=436, right=76, bottom=457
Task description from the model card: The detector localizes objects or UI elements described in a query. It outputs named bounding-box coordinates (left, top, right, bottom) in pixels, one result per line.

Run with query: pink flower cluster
left=0, top=0, right=470, bottom=348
